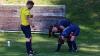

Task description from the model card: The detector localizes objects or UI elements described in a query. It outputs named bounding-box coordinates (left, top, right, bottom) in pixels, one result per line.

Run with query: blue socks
left=67, top=41, right=77, bottom=51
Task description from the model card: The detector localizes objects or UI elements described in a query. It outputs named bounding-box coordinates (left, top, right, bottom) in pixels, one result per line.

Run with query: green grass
left=1, top=0, right=100, bottom=56
left=0, top=31, right=100, bottom=56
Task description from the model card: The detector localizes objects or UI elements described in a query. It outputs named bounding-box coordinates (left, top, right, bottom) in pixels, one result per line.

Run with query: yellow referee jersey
left=20, top=7, right=31, bottom=26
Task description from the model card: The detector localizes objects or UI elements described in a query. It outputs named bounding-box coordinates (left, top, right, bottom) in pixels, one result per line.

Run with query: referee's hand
left=32, top=25, right=35, bottom=28
left=30, top=15, right=33, bottom=18
left=30, top=25, right=35, bottom=28
left=32, top=24, right=35, bottom=28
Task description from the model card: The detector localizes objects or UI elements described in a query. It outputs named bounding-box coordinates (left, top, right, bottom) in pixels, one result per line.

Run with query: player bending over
left=52, top=19, right=80, bottom=52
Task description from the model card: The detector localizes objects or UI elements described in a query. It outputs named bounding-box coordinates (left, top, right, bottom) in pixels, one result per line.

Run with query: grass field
left=0, top=31, right=100, bottom=56
left=1, top=0, right=100, bottom=56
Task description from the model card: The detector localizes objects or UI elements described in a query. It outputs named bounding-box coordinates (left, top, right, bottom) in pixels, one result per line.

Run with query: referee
left=20, top=1, right=34, bottom=56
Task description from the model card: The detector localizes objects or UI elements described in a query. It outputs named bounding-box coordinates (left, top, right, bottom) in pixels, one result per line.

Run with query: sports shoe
left=28, top=51, right=36, bottom=56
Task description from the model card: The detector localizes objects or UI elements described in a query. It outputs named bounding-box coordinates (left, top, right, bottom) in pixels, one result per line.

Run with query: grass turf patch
left=0, top=32, right=100, bottom=56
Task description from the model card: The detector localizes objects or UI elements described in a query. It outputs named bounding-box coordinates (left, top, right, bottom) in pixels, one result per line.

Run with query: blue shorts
left=21, top=25, right=32, bottom=38
left=74, top=29, right=80, bottom=36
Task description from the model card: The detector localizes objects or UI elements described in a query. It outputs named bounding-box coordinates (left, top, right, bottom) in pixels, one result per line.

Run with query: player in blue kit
left=52, top=19, right=80, bottom=52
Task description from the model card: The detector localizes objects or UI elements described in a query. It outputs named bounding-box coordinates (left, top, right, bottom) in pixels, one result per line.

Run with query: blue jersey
left=61, top=24, right=80, bottom=37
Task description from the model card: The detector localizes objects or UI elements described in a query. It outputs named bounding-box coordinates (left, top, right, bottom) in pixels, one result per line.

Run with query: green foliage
left=5, top=0, right=27, bottom=4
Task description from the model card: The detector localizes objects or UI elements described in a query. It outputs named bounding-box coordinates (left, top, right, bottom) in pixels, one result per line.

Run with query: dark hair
left=53, top=24, right=63, bottom=33
left=27, top=1, right=34, bottom=5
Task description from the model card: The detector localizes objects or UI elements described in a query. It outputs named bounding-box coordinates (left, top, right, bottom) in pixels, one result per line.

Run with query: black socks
left=26, top=41, right=33, bottom=54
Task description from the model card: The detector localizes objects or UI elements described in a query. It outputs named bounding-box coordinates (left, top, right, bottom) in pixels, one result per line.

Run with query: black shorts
left=21, top=25, right=32, bottom=38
